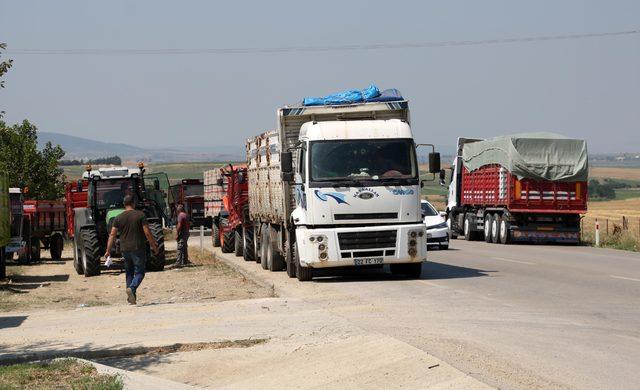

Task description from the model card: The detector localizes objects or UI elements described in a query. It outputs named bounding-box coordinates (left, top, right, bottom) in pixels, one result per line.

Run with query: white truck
left=247, top=100, right=441, bottom=281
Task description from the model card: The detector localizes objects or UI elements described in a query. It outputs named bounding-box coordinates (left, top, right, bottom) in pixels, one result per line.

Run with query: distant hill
left=38, top=131, right=244, bottom=163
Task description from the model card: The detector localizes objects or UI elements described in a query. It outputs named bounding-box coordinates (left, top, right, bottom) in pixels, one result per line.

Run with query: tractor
left=69, top=163, right=166, bottom=277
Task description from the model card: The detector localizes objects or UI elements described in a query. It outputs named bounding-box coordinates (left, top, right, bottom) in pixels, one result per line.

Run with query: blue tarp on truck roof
left=302, top=85, right=404, bottom=106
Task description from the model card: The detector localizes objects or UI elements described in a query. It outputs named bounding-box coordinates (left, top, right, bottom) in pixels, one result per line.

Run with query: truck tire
left=242, top=225, right=255, bottom=262
left=260, top=224, right=269, bottom=270
left=390, top=263, right=422, bottom=279
left=284, top=231, right=296, bottom=278
left=253, top=225, right=261, bottom=264
left=221, top=230, right=235, bottom=253
left=463, top=214, right=473, bottom=241
left=234, top=229, right=243, bottom=257
left=18, top=219, right=32, bottom=264
left=447, top=216, right=458, bottom=240
left=484, top=214, right=493, bottom=243
left=268, top=225, right=285, bottom=272
left=73, top=236, right=83, bottom=275
left=81, top=228, right=101, bottom=277
left=294, top=243, right=312, bottom=281
left=491, top=215, right=500, bottom=244
left=30, top=239, right=41, bottom=262
left=212, top=223, right=221, bottom=247
left=499, top=216, right=511, bottom=245
left=50, top=234, right=64, bottom=260
left=147, top=222, right=166, bottom=272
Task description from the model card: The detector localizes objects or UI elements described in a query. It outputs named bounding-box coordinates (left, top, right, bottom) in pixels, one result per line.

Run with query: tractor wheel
left=147, top=222, right=166, bottom=271
left=285, top=234, right=296, bottom=278
left=260, top=224, right=270, bottom=270
left=73, top=236, right=83, bottom=275
left=50, top=234, right=64, bottom=260
left=212, top=223, right=221, bottom=247
left=80, top=229, right=101, bottom=277
left=242, top=225, right=255, bottom=262
left=267, top=225, right=285, bottom=272
left=294, top=242, right=312, bottom=281
left=221, top=229, right=235, bottom=253
left=234, top=229, right=243, bottom=257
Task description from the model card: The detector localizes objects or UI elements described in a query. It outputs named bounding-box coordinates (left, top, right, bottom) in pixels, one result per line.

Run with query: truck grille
left=334, top=213, right=397, bottom=221
left=338, top=230, right=397, bottom=250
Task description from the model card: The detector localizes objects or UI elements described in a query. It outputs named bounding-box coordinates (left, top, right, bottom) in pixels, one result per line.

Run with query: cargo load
left=302, top=84, right=404, bottom=106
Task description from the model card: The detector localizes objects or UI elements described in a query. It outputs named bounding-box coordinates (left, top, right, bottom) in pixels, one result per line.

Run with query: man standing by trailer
left=173, top=203, right=190, bottom=267
left=105, top=195, right=159, bottom=305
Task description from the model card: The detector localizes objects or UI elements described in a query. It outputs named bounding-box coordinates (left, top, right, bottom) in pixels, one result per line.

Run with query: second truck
left=247, top=95, right=439, bottom=281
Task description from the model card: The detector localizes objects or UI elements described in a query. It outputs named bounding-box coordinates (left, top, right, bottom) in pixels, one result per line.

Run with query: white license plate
left=354, top=257, right=384, bottom=266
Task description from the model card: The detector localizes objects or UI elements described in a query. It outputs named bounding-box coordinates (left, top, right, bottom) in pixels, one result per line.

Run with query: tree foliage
left=588, top=179, right=616, bottom=200
left=59, top=155, right=122, bottom=166
left=0, top=120, right=66, bottom=200
left=0, top=43, right=13, bottom=118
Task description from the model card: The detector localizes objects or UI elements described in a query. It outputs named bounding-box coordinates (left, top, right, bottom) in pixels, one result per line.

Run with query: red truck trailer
left=21, top=199, right=66, bottom=261
left=65, top=180, right=88, bottom=274
left=169, top=179, right=209, bottom=229
left=445, top=134, right=588, bottom=244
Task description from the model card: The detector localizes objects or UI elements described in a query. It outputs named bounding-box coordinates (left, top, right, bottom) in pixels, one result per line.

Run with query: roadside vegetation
left=0, top=359, right=122, bottom=390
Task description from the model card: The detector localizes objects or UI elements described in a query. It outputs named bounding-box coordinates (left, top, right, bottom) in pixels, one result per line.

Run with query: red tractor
left=213, top=164, right=254, bottom=261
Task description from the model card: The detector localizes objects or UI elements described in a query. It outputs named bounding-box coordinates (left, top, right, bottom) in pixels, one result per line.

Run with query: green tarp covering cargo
left=461, top=132, right=588, bottom=182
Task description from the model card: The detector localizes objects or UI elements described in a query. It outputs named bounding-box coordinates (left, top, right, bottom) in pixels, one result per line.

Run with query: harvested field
left=590, top=166, right=640, bottom=180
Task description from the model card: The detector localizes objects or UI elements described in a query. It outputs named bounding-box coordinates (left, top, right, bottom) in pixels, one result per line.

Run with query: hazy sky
left=1, top=1, right=638, bottom=153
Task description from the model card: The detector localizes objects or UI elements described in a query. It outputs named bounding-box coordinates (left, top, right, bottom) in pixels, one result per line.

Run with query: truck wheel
left=242, top=225, right=255, bottom=262
left=484, top=214, right=493, bottom=243
left=81, top=229, right=101, bottom=277
left=73, top=236, right=83, bottom=275
left=30, top=239, right=41, bottom=262
left=147, top=222, right=166, bottom=271
left=284, top=231, right=296, bottom=278
left=463, top=214, right=473, bottom=241
left=234, top=228, right=243, bottom=257
left=212, top=223, right=221, bottom=247
left=50, top=234, right=64, bottom=260
left=268, top=225, right=285, bottom=272
left=447, top=217, right=458, bottom=240
left=253, top=225, right=261, bottom=264
left=294, top=243, right=312, bottom=281
left=491, top=215, right=500, bottom=244
left=260, top=224, right=269, bottom=270
left=221, top=230, right=235, bottom=253
left=390, top=263, right=422, bottom=279
left=499, top=217, right=511, bottom=245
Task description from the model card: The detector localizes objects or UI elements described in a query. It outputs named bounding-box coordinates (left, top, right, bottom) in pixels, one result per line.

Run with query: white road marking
left=492, top=257, right=537, bottom=265
left=610, top=275, right=640, bottom=282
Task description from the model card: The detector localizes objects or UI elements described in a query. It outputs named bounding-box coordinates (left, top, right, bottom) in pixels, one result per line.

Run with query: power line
left=6, top=28, right=639, bottom=55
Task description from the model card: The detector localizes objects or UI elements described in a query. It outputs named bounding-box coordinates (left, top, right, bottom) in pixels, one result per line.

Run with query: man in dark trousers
left=173, top=203, right=190, bottom=267
left=105, top=195, right=159, bottom=305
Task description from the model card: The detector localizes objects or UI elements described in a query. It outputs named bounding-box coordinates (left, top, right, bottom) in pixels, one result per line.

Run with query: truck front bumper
left=296, top=223, right=427, bottom=268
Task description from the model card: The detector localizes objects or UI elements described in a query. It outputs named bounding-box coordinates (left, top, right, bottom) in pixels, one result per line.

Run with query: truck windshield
left=183, top=184, right=203, bottom=197
left=95, top=179, right=135, bottom=209
left=310, top=139, right=418, bottom=183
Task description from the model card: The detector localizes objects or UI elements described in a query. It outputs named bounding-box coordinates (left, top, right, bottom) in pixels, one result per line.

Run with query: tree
left=0, top=43, right=13, bottom=118
left=0, top=120, right=66, bottom=199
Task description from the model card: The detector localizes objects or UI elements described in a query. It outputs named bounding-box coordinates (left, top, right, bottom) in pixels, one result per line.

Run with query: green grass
left=0, top=359, right=122, bottom=390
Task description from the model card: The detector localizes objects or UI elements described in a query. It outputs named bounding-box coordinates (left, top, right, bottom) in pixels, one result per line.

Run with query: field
left=589, top=166, right=640, bottom=180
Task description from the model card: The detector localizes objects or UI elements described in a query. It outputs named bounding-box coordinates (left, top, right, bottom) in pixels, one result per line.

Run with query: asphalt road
left=216, top=238, right=640, bottom=389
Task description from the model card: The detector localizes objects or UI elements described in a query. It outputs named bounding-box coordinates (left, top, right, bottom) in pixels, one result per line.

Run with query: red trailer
left=65, top=180, right=88, bottom=240
left=446, top=135, right=588, bottom=244
left=21, top=199, right=66, bottom=261
left=169, top=179, right=209, bottom=228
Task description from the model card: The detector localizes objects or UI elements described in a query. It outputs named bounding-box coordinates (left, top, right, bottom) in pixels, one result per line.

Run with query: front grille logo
left=353, top=187, right=380, bottom=200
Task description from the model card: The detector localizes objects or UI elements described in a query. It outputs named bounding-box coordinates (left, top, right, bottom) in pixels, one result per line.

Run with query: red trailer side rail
left=65, top=180, right=88, bottom=239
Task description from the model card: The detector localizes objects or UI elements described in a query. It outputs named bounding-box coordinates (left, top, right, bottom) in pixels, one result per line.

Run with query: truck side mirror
left=439, top=169, right=446, bottom=186
left=429, top=152, right=441, bottom=173
left=281, top=151, right=293, bottom=174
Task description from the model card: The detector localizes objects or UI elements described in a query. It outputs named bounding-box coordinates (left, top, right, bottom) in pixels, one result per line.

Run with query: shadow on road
left=0, top=315, right=27, bottom=329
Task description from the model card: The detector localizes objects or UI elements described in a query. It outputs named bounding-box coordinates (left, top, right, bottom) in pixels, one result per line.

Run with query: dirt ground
left=0, top=242, right=274, bottom=312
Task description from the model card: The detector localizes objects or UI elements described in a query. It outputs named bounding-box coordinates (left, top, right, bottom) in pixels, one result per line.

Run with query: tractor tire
left=73, top=236, right=83, bottom=275
left=80, top=229, right=101, bottom=277
left=212, top=223, right=221, bottom=247
left=284, top=232, right=296, bottom=278
left=390, top=263, right=423, bottom=279
left=242, top=225, right=255, bottom=262
left=484, top=214, right=493, bottom=243
left=499, top=216, right=511, bottom=245
left=294, top=242, right=312, bottom=281
left=267, top=225, right=285, bottom=272
left=260, top=224, right=270, bottom=270
left=50, top=234, right=64, bottom=260
left=147, top=222, right=166, bottom=272
left=253, top=225, right=261, bottom=264
left=221, top=230, right=235, bottom=253
left=234, top=229, right=243, bottom=257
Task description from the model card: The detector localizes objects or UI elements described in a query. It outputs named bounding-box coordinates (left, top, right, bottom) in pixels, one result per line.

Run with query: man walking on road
left=105, top=195, right=159, bottom=305
left=173, top=203, right=191, bottom=267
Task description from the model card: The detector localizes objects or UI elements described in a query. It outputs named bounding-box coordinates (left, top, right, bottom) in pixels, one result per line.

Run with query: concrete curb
left=208, top=247, right=279, bottom=297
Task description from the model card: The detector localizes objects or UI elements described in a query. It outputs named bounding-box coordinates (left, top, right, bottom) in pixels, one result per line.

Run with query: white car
left=421, top=200, right=449, bottom=250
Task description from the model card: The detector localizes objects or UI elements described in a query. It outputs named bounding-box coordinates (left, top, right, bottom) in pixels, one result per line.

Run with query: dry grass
left=0, top=359, right=122, bottom=390
left=590, top=166, right=640, bottom=180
